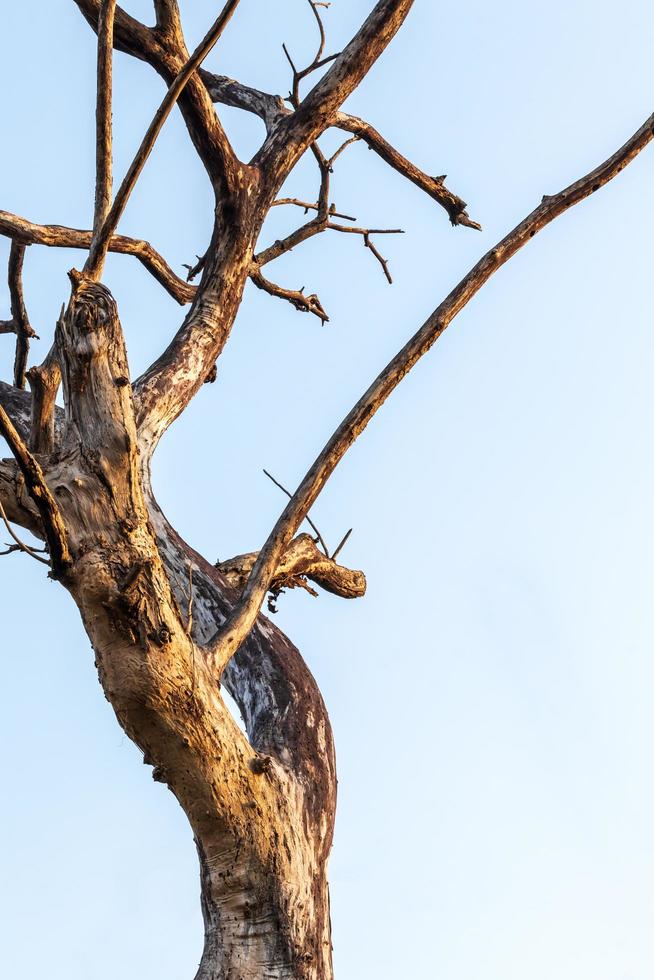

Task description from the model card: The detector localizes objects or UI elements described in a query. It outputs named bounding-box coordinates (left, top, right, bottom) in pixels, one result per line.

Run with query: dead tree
left=0, top=2, right=652, bottom=977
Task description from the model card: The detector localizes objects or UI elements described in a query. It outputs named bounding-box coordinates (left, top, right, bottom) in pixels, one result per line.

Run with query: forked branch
left=209, top=110, right=654, bottom=671
left=258, top=0, right=415, bottom=180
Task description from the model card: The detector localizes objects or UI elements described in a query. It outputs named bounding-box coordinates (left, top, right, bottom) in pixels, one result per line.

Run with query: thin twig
left=330, top=527, right=352, bottom=563
left=272, top=198, right=356, bottom=222
left=263, top=468, right=330, bottom=557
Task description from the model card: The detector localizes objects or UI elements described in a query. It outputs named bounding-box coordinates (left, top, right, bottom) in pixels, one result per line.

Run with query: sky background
left=1, top=2, right=654, bottom=978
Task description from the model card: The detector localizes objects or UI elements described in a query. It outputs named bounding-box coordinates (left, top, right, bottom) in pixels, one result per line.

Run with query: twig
left=330, top=527, right=352, bottom=563
left=83, top=0, right=242, bottom=280
left=183, top=252, right=207, bottom=283
left=272, top=198, right=356, bottom=221
left=250, top=267, right=329, bottom=322
left=263, top=469, right=330, bottom=557
left=282, top=0, right=339, bottom=107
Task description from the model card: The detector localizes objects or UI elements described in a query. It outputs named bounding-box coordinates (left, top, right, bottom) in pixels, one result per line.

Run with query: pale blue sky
left=1, top=2, right=654, bottom=978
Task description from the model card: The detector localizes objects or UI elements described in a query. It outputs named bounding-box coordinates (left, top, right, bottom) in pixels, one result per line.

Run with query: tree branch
left=26, top=334, right=62, bottom=455
left=217, top=533, right=365, bottom=601
left=153, top=0, right=181, bottom=35
left=208, top=109, right=654, bottom=671
left=334, top=113, right=481, bottom=229
left=73, top=0, right=239, bottom=191
left=258, top=0, right=414, bottom=181
left=5, top=242, right=37, bottom=390
left=199, top=70, right=290, bottom=131
left=0, top=402, right=71, bottom=577
left=199, top=67, right=479, bottom=230
left=82, top=0, right=243, bottom=279
left=0, top=210, right=193, bottom=304
left=250, top=267, right=329, bottom=322
left=86, top=0, right=117, bottom=281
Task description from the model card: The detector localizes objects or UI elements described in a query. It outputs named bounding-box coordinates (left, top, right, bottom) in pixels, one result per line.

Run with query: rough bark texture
left=1, top=3, right=652, bottom=978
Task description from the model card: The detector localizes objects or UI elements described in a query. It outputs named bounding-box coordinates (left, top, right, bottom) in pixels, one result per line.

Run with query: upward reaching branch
left=85, top=0, right=117, bottom=281
left=82, top=0, right=242, bottom=280
left=209, top=109, right=654, bottom=672
left=259, top=0, right=415, bottom=180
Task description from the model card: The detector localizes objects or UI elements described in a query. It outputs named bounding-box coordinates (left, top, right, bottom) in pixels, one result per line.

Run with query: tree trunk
left=23, top=275, right=337, bottom=980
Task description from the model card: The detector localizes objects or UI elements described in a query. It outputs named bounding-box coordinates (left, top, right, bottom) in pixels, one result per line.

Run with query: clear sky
left=1, top=2, right=654, bottom=978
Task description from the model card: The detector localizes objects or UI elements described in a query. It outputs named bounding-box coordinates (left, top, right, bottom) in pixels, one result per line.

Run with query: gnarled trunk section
left=2, top=275, right=337, bottom=980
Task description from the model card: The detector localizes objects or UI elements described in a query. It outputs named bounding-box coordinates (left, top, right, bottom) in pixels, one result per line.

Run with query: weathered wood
left=0, top=4, right=651, bottom=978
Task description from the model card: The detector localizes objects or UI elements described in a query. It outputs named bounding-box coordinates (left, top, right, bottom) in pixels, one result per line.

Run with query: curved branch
left=0, top=210, right=194, bottom=304
left=217, top=533, right=365, bottom=600
left=250, top=267, right=329, bottom=322
left=334, top=112, right=481, bottom=229
left=208, top=110, right=654, bottom=671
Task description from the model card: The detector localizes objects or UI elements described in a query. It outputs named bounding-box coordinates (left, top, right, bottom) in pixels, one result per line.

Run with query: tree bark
left=0, top=275, right=337, bottom=979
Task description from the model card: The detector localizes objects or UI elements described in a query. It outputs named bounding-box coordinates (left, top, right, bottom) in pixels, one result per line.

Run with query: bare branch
left=86, top=0, right=117, bottom=282
left=26, top=331, right=62, bottom=455
left=208, top=110, right=654, bottom=672
left=0, top=210, right=193, bottom=304
left=334, top=112, right=481, bottom=229
left=258, top=0, right=414, bottom=181
left=0, top=402, right=71, bottom=576
left=282, top=0, right=340, bottom=109
left=199, top=70, right=290, bottom=131
left=74, top=1, right=239, bottom=191
left=198, top=63, right=480, bottom=230
left=5, top=242, right=38, bottom=390
left=250, top=267, right=329, bottom=322
left=153, top=0, right=181, bottom=35
left=273, top=198, right=356, bottom=221
left=217, top=533, right=365, bottom=601
left=83, top=0, right=242, bottom=280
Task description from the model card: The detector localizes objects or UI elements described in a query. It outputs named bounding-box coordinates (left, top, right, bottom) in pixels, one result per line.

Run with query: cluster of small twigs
left=247, top=0, right=405, bottom=321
